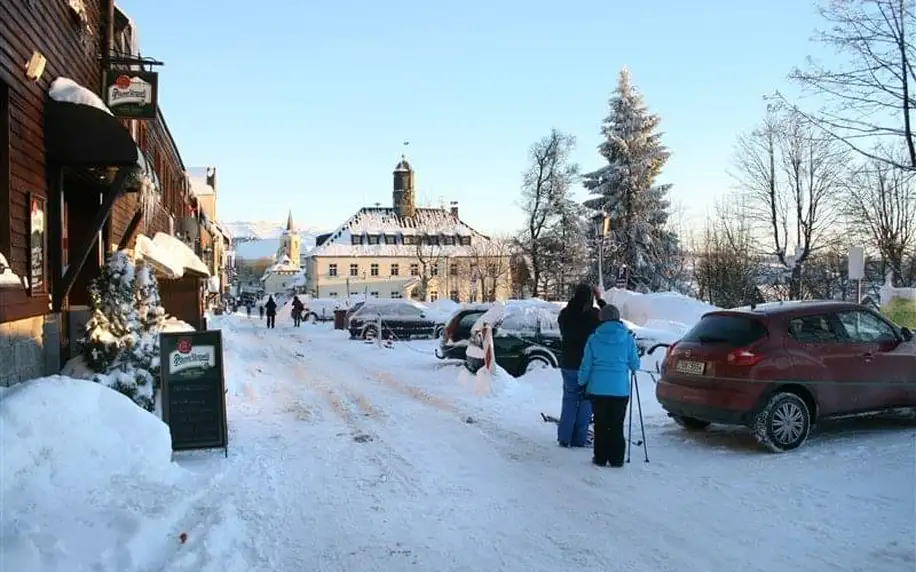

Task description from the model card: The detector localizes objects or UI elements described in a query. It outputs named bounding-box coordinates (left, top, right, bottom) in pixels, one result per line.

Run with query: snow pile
left=162, top=316, right=196, bottom=333
left=604, top=288, right=717, bottom=331
left=0, top=377, right=183, bottom=571
left=48, top=77, right=112, bottom=115
left=0, top=251, right=25, bottom=289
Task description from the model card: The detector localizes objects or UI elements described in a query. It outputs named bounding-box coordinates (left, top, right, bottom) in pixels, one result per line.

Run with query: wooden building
left=0, top=0, right=205, bottom=386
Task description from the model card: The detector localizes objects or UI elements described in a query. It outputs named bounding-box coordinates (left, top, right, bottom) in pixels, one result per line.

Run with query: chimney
left=449, top=201, right=459, bottom=218
left=206, top=166, right=217, bottom=193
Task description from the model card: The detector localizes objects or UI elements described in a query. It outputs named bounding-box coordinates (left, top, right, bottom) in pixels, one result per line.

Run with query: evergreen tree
left=80, top=252, right=166, bottom=411
left=582, top=67, right=681, bottom=291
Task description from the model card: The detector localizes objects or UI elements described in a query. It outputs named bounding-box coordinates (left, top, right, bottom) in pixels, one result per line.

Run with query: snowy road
left=161, top=316, right=915, bottom=572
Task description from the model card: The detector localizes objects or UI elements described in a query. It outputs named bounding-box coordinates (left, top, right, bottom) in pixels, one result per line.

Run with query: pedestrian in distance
left=578, top=304, right=641, bottom=468
left=258, top=304, right=264, bottom=320
left=246, top=304, right=252, bottom=318
left=291, top=295, right=304, bottom=327
left=556, top=283, right=607, bottom=448
left=265, top=296, right=277, bottom=329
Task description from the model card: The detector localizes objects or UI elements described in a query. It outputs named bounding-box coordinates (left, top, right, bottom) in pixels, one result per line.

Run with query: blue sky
left=118, top=0, right=828, bottom=235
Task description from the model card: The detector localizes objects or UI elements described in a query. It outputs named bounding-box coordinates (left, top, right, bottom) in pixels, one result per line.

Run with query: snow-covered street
left=4, top=312, right=915, bottom=572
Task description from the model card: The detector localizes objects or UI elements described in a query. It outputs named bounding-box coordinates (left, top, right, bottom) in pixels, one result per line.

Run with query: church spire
left=286, top=209, right=296, bottom=232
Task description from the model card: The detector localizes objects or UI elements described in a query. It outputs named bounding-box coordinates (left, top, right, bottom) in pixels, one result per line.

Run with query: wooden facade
left=1, top=0, right=205, bottom=374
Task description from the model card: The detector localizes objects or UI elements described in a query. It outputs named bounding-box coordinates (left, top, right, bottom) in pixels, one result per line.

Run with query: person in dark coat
left=291, top=296, right=304, bottom=327
left=556, top=284, right=607, bottom=448
left=578, top=304, right=641, bottom=467
left=265, top=296, right=277, bottom=329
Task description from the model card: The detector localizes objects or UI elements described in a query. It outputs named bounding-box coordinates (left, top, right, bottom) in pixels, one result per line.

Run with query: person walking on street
left=291, top=296, right=304, bottom=327
left=265, top=295, right=277, bottom=329
left=556, top=283, right=607, bottom=448
left=578, top=304, right=641, bottom=467
left=246, top=304, right=252, bottom=318
left=258, top=304, right=264, bottom=320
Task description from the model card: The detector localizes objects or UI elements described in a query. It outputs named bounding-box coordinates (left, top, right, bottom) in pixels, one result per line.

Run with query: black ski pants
left=590, top=395, right=629, bottom=466
left=266, top=314, right=276, bottom=329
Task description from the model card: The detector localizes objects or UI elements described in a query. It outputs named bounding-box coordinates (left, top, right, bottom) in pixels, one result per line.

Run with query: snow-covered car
left=464, top=300, right=564, bottom=376
left=436, top=304, right=491, bottom=360
left=347, top=300, right=439, bottom=340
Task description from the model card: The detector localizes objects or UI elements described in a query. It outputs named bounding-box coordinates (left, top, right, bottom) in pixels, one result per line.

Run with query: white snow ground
left=2, top=312, right=915, bottom=572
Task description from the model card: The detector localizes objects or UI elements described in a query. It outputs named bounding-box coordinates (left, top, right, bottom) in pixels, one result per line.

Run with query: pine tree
left=582, top=67, right=681, bottom=291
left=80, top=252, right=167, bottom=411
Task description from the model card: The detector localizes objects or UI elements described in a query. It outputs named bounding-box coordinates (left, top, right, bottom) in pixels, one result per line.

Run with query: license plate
left=675, top=359, right=706, bottom=375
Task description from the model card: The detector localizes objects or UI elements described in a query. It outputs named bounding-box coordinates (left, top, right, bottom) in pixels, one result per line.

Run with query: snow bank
left=134, top=233, right=183, bottom=278
left=604, top=288, right=717, bottom=331
left=151, top=232, right=210, bottom=277
left=48, top=77, right=112, bottom=115
left=0, top=376, right=186, bottom=571
left=162, top=316, right=196, bottom=333
left=0, top=252, right=25, bottom=288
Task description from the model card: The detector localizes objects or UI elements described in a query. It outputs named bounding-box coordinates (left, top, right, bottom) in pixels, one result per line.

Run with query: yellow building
left=305, top=157, right=511, bottom=302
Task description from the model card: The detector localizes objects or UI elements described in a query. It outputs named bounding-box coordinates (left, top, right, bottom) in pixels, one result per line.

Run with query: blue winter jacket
left=578, top=321, right=641, bottom=397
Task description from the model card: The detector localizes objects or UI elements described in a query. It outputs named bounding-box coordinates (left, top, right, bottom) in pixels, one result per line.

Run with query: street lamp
left=594, top=212, right=610, bottom=290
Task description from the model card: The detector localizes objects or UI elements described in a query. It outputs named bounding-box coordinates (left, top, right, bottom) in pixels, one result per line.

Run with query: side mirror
left=902, top=327, right=913, bottom=342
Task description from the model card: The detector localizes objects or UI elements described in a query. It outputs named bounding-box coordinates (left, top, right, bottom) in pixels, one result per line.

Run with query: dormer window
left=443, top=235, right=456, bottom=246
left=428, top=235, right=441, bottom=246
left=459, top=236, right=471, bottom=246
left=384, top=234, right=397, bottom=245
left=368, top=234, right=380, bottom=245
left=351, top=234, right=363, bottom=245
left=404, top=235, right=417, bottom=245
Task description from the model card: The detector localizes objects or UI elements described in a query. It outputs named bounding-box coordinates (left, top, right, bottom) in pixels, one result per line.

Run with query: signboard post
left=848, top=246, right=865, bottom=303
left=159, top=330, right=229, bottom=457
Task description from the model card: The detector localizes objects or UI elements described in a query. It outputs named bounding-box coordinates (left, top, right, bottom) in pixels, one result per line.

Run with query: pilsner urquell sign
left=104, top=70, right=159, bottom=119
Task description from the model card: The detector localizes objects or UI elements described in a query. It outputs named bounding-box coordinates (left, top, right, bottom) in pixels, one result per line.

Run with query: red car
left=656, top=301, right=916, bottom=452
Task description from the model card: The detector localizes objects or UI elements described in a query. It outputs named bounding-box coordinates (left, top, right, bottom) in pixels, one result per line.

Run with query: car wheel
left=362, top=325, right=378, bottom=340
left=308, top=312, right=318, bottom=324
left=754, top=392, right=811, bottom=453
left=672, top=415, right=711, bottom=431
left=524, top=354, right=553, bottom=373
left=435, top=325, right=445, bottom=339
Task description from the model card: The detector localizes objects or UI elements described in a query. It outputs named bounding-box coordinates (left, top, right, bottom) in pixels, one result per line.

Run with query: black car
left=348, top=300, right=438, bottom=340
left=436, top=305, right=490, bottom=360
left=464, top=302, right=564, bottom=377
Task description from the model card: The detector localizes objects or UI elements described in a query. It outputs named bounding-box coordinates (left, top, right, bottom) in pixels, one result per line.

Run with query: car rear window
left=681, top=314, right=768, bottom=347
left=458, top=312, right=484, bottom=329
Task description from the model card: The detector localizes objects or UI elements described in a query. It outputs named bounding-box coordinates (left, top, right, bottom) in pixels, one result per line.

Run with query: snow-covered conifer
left=582, top=67, right=682, bottom=291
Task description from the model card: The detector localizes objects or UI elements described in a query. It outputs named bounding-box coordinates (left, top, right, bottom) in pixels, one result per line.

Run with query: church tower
left=280, top=209, right=301, bottom=268
left=392, top=156, right=416, bottom=218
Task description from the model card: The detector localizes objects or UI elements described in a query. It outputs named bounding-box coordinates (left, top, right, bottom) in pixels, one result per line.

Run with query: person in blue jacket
left=578, top=304, right=641, bottom=467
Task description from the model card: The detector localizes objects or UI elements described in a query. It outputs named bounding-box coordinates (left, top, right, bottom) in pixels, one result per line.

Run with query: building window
left=460, top=236, right=471, bottom=246
left=370, top=263, right=379, bottom=276
left=470, top=263, right=479, bottom=278
left=449, top=263, right=458, bottom=276
left=431, top=263, right=439, bottom=277
left=328, top=263, right=338, bottom=277
left=444, top=235, right=456, bottom=245
left=384, top=234, right=397, bottom=245
left=410, top=263, right=419, bottom=276
left=391, top=291, right=402, bottom=298
left=349, top=263, right=359, bottom=277
left=390, top=263, right=399, bottom=276
left=328, top=292, right=338, bottom=298
left=429, top=291, right=439, bottom=302
left=368, top=234, right=380, bottom=245
left=370, top=291, right=379, bottom=298
left=404, top=235, right=417, bottom=245
left=428, top=235, right=441, bottom=246
left=450, top=290, right=459, bottom=302
left=351, top=235, right=362, bottom=245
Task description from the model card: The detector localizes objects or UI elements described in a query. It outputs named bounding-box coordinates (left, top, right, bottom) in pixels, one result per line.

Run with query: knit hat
left=599, top=304, right=621, bottom=322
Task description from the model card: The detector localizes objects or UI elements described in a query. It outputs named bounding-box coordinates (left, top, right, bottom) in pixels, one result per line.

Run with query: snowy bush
left=80, top=251, right=166, bottom=411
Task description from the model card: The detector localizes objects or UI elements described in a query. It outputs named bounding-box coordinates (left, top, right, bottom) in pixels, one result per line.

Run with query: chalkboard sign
left=159, top=330, right=228, bottom=456
left=28, top=193, right=46, bottom=296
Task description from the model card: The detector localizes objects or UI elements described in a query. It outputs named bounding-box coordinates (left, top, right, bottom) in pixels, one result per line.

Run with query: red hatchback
left=656, top=301, right=916, bottom=452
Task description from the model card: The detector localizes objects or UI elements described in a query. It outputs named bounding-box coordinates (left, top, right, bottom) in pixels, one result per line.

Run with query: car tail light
left=446, top=318, right=458, bottom=342
left=660, top=342, right=678, bottom=371
left=726, top=348, right=763, bottom=366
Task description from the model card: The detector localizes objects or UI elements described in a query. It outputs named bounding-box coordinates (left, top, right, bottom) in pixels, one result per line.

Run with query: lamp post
left=594, top=213, right=610, bottom=290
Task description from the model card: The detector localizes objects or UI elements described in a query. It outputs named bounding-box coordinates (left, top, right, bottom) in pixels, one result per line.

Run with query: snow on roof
left=310, top=207, right=489, bottom=258
left=151, top=232, right=210, bottom=277
left=48, top=78, right=113, bottom=115
left=134, top=234, right=183, bottom=278
left=187, top=167, right=215, bottom=197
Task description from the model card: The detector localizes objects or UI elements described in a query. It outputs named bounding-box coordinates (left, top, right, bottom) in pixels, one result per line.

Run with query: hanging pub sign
left=159, top=330, right=229, bottom=457
left=27, top=193, right=46, bottom=296
left=103, top=70, right=158, bottom=119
